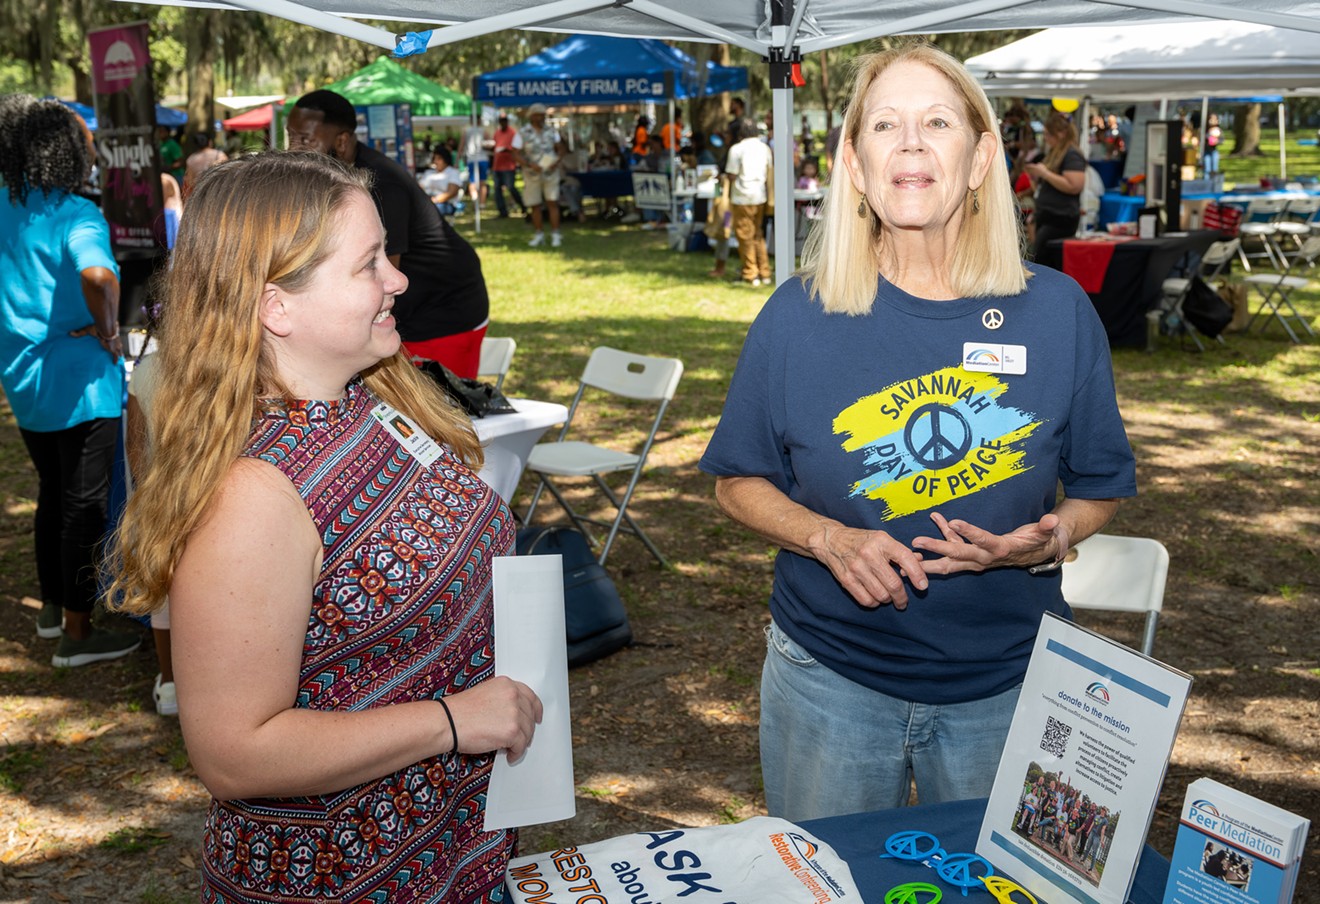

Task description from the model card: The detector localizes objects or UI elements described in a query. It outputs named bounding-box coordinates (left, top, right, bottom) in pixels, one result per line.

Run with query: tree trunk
left=691, top=43, right=732, bottom=142
left=1231, top=103, right=1264, bottom=157
left=184, top=8, right=219, bottom=139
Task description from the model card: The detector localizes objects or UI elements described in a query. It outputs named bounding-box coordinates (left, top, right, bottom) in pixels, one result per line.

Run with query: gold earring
left=972, top=189, right=981, bottom=214
left=857, top=194, right=869, bottom=218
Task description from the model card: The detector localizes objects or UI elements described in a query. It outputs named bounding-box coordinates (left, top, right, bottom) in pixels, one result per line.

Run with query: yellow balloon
left=1052, top=97, right=1080, bottom=113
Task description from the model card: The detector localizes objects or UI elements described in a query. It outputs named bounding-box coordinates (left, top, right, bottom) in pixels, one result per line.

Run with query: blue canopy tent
left=473, top=34, right=746, bottom=107
left=53, top=98, right=189, bottom=132
left=474, top=35, right=747, bottom=227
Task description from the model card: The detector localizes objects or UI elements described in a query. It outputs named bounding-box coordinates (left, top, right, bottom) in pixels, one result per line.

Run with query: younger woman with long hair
left=111, top=152, right=540, bottom=902
left=1025, top=112, right=1087, bottom=260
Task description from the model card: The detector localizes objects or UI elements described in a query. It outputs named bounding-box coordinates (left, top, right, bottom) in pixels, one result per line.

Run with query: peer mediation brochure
left=977, top=612, right=1193, bottom=904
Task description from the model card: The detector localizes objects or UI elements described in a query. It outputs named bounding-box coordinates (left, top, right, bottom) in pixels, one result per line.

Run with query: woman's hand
left=446, top=677, right=543, bottom=760
left=1024, top=162, right=1047, bottom=181
left=912, top=511, right=1069, bottom=575
left=808, top=523, right=930, bottom=610
left=69, top=323, right=123, bottom=360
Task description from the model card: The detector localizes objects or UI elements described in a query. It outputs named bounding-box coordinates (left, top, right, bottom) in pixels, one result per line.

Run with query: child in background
left=796, top=157, right=820, bottom=192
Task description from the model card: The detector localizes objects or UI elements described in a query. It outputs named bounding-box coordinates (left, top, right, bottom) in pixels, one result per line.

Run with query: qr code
left=1040, top=716, right=1072, bottom=757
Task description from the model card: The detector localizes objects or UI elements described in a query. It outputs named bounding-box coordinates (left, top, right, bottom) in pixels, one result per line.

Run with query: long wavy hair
left=110, top=152, right=482, bottom=615
left=1042, top=112, right=1080, bottom=174
left=798, top=43, right=1027, bottom=315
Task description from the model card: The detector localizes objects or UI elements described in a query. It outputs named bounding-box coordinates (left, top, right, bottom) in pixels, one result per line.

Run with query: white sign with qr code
left=977, top=612, right=1192, bottom=904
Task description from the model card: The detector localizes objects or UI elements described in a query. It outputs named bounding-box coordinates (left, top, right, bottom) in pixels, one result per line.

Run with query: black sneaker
left=51, top=629, right=141, bottom=668
left=36, top=604, right=62, bottom=639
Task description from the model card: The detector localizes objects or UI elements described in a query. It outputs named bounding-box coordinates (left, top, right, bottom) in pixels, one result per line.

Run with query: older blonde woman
left=112, top=153, right=540, bottom=902
left=700, top=44, right=1135, bottom=821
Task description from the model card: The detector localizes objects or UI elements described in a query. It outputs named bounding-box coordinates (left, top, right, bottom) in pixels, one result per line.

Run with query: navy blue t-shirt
left=700, top=266, right=1136, bottom=705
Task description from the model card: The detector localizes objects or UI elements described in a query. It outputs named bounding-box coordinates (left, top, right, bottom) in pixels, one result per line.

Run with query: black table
left=569, top=170, right=634, bottom=199
left=804, top=798, right=1170, bottom=904
left=1042, top=230, right=1222, bottom=348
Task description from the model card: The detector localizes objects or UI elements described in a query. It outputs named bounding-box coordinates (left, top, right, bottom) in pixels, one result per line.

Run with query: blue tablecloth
left=1098, top=193, right=1146, bottom=228
left=804, top=798, right=1170, bottom=904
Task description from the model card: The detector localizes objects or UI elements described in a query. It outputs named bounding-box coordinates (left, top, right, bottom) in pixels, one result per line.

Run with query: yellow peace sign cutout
left=981, top=875, right=1038, bottom=904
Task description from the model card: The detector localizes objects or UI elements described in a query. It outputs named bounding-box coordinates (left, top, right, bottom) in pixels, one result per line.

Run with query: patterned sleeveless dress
left=199, top=380, right=514, bottom=903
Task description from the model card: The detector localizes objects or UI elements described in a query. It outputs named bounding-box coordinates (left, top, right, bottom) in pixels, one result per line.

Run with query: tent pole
left=772, top=86, right=795, bottom=286
left=1278, top=101, right=1286, bottom=182
left=1081, top=98, right=1091, bottom=159
left=1081, top=0, right=1320, bottom=36
left=767, top=0, right=798, bottom=290
left=421, top=0, right=618, bottom=51
left=799, top=0, right=1026, bottom=54
left=669, top=97, right=677, bottom=227
left=625, top=0, right=767, bottom=55
left=1199, top=97, right=1208, bottom=177
left=219, top=0, right=396, bottom=49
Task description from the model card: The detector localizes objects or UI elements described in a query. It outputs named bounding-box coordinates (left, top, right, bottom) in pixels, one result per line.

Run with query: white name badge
left=371, top=402, right=442, bottom=467
left=962, top=342, right=1027, bottom=375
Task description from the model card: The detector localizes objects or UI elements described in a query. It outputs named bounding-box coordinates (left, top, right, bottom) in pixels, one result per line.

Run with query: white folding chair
left=524, top=347, right=684, bottom=567
left=1235, top=198, right=1288, bottom=272
left=1242, top=234, right=1320, bottom=344
left=477, top=336, right=516, bottom=390
left=1273, top=197, right=1320, bottom=264
left=1157, top=238, right=1239, bottom=351
left=1062, top=534, right=1169, bottom=657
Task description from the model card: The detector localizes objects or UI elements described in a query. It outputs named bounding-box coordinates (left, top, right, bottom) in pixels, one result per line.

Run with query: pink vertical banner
left=88, top=22, right=164, bottom=252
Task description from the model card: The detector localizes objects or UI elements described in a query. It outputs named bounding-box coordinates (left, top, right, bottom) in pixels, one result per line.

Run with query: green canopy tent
left=323, top=56, right=472, bottom=120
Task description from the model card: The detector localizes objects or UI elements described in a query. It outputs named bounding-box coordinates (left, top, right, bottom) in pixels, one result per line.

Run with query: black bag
left=1183, top=275, right=1234, bottom=338
left=516, top=526, right=632, bottom=668
left=416, top=359, right=516, bottom=418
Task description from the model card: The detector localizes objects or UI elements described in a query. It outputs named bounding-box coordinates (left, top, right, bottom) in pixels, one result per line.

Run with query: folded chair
left=1062, top=534, right=1169, bottom=657
left=1273, top=197, right=1320, bottom=264
left=1157, top=238, right=1239, bottom=351
left=1242, top=234, right=1320, bottom=343
left=477, top=336, right=516, bottom=390
left=1235, top=198, right=1288, bottom=272
left=524, top=347, right=684, bottom=567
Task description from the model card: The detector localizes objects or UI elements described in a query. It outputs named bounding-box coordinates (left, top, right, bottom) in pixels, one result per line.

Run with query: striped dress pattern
left=199, top=381, right=514, bottom=903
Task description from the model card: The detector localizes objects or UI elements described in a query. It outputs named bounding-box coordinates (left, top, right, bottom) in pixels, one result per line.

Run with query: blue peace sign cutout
left=935, top=852, right=995, bottom=896
left=884, top=881, right=943, bottom=904
left=881, top=831, right=945, bottom=862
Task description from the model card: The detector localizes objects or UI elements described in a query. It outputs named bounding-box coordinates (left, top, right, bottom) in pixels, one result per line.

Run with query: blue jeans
left=492, top=169, right=523, bottom=217
left=760, top=619, right=1020, bottom=821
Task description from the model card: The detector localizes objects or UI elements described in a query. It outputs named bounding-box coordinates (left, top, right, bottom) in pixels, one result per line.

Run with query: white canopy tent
left=124, top=0, right=1320, bottom=285
left=966, top=20, right=1320, bottom=100
left=967, top=20, right=1320, bottom=181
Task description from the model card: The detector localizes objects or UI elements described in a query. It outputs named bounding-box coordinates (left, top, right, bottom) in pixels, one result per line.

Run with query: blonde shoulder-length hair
left=110, top=152, right=481, bottom=615
left=799, top=43, right=1028, bottom=315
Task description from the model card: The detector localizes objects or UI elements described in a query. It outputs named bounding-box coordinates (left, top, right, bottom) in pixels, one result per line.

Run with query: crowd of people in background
left=409, top=96, right=834, bottom=267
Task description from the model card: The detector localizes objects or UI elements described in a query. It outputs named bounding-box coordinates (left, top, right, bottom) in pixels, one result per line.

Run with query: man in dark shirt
left=286, top=89, right=490, bottom=377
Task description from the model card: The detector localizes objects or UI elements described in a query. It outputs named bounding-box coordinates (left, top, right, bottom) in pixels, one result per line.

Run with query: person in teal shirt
left=0, top=97, right=139, bottom=668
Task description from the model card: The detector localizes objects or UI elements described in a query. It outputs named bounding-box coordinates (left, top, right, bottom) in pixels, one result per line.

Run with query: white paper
left=484, top=555, right=576, bottom=831
left=977, top=613, right=1192, bottom=904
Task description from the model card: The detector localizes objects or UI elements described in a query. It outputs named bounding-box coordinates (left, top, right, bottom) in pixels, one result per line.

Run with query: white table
left=473, top=398, right=568, bottom=503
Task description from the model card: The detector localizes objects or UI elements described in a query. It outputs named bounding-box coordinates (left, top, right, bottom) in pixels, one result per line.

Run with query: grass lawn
left=1212, top=136, right=1320, bottom=187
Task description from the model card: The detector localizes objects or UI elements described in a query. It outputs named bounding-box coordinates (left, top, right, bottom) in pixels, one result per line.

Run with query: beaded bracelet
left=437, top=696, right=459, bottom=755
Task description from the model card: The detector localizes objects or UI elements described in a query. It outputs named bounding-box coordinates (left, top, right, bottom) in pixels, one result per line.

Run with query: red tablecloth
left=1062, top=238, right=1129, bottom=293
